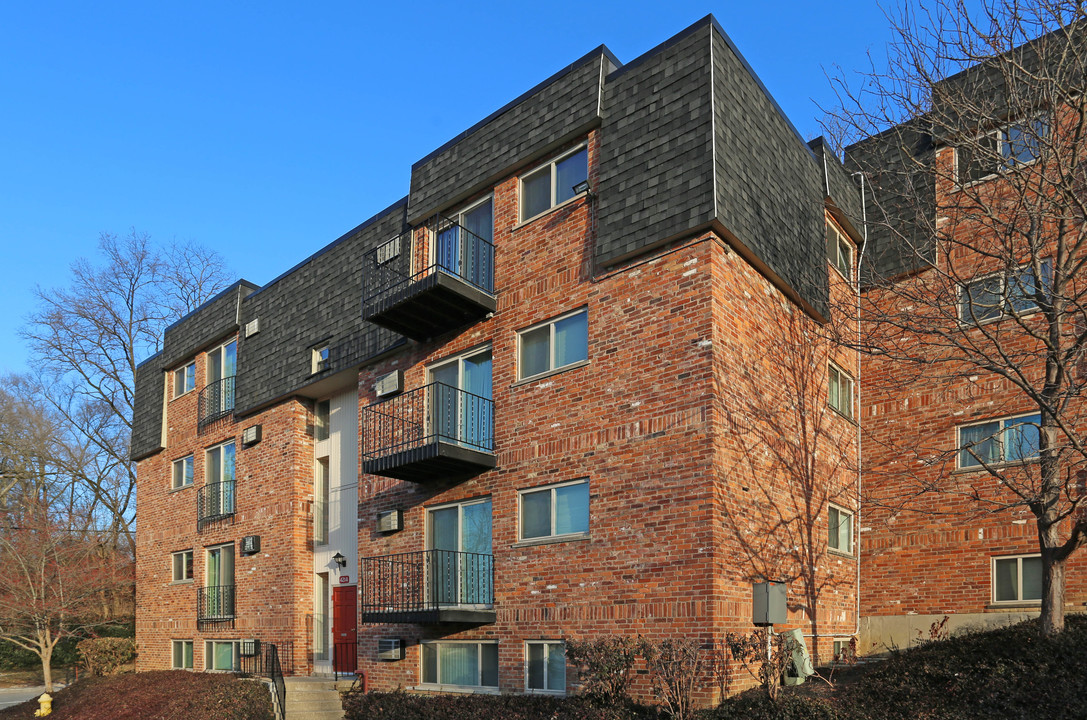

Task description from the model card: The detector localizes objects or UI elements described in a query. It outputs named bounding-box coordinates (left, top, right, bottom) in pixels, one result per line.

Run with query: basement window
left=992, top=554, right=1042, bottom=603
left=525, top=640, right=566, bottom=694
left=421, top=641, right=498, bottom=689
left=172, top=640, right=193, bottom=670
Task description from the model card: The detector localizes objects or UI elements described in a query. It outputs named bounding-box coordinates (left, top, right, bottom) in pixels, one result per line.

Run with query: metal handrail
left=197, top=480, right=235, bottom=530
left=360, top=549, right=494, bottom=615
left=362, top=216, right=495, bottom=310
left=239, top=641, right=289, bottom=720
left=197, top=584, right=235, bottom=620
left=362, top=382, right=494, bottom=459
left=198, top=376, right=236, bottom=429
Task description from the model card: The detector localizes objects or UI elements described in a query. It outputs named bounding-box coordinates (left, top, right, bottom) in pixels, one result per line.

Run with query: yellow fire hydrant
left=34, top=692, right=52, bottom=717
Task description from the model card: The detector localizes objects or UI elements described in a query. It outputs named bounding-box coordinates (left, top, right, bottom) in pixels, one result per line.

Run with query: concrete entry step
left=282, top=676, right=348, bottom=720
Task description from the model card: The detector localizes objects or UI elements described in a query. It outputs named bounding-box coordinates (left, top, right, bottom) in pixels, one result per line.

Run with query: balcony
left=360, top=549, right=495, bottom=624
left=198, top=376, right=236, bottom=430
left=197, top=480, right=235, bottom=531
left=198, top=584, right=236, bottom=625
left=362, top=219, right=496, bottom=341
left=361, top=382, right=496, bottom=482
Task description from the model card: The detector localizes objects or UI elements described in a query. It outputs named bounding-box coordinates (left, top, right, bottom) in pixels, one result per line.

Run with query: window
left=520, top=146, right=588, bottom=221
left=172, top=550, right=193, bottom=583
left=428, top=498, right=493, bottom=606
left=993, top=554, right=1042, bottom=603
left=520, top=480, right=589, bottom=541
left=526, top=641, right=565, bottom=693
left=173, top=362, right=195, bottom=397
left=959, top=116, right=1048, bottom=182
left=828, top=505, right=853, bottom=554
left=205, top=640, right=239, bottom=671
left=518, top=309, right=588, bottom=381
left=959, top=260, right=1052, bottom=323
left=314, top=399, right=331, bottom=442
left=428, top=347, right=493, bottom=451
left=434, top=197, right=495, bottom=293
left=828, top=364, right=854, bottom=420
left=204, top=442, right=236, bottom=519
left=172, top=640, right=193, bottom=670
left=421, top=641, right=498, bottom=688
left=826, top=222, right=853, bottom=280
left=206, top=340, right=237, bottom=417
left=958, top=413, right=1041, bottom=469
left=172, top=455, right=194, bottom=490
left=312, top=345, right=329, bottom=374
left=314, top=458, right=329, bottom=546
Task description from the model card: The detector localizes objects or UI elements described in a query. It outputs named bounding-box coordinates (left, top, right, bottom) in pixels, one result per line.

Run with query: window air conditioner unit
left=377, top=638, right=402, bottom=661
left=374, top=370, right=403, bottom=398
left=242, top=424, right=262, bottom=447
left=376, top=236, right=401, bottom=265
left=240, top=639, right=261, bottom=657
left=376, top=509, right=402, bottom=534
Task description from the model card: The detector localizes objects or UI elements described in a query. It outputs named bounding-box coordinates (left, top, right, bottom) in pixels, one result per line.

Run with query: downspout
left=851, top=170, right=869, bottom=641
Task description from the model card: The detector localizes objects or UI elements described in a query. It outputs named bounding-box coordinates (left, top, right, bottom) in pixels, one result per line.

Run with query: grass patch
left=0, top=671, right=273, bottom=720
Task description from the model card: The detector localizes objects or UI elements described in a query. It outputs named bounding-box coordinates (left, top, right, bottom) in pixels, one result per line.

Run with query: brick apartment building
left=131, top=11, right=1083, bottom=703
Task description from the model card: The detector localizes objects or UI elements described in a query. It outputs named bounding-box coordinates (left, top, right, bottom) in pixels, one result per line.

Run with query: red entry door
left=332, top=586, right=358, bottom=675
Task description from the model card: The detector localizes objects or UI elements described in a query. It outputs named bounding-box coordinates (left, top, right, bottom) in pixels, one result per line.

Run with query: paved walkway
left=0, top=685, right=62, bottom=710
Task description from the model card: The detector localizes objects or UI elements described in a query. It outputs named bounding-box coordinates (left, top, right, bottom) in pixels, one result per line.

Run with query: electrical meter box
left=752, top=581, right=787, bottom=626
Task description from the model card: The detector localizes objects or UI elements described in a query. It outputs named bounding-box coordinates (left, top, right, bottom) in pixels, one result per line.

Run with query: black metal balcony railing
left=362, top=217, right=496, bottom=340
left=198, top=376, right=236, bottom=430
left=197, top=480, right=235, bottom=531
left=360, top=549, right=495, bottom=624
left=197, top=584, right=236, bottom=622
left=361, top=382, right=496, bottom=482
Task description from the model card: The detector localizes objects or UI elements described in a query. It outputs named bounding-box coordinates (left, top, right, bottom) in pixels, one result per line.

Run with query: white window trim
left=204, top=542, right=235, bottom=586
left=171, top=549, right=193, bottom=584
left=518, top=479, right=590, bottom=543
left=991, top=553, right=1042, bottom=605
left=519, top=145, right=589, bottom=224
left=826, top=221, right=853, bottom=282
left=428, top=195, right=494, bottom=271
left=957, top=260, right=1049, bottom=325
left=206, top=339, right=237, bottom=382
left=516, top=308, right=589, bottom=383
left=205, top=440, right=236, bottom=482
left=828, top=504, right=854, bottom=555
left=828, top=362, right=854, bottom=421
left=524, top=640, right=566, bottom=695
left=171, top=639, right=194, bottom=670
left=204, top=639, right=241, bottom=672
left=956, top=115, right=1047, bottom=186
left=956, top=411, right=1041, bottom=470
left=418, top=640, right=500, bottom=690
left=427, top=344, right=493, bottom=385
left=173, top=361, right=196, bottom=398
left=311, top=345, right=330, bottom=374
left=424, top=496, right=493, bottom=553
left=171, top=455, right=194, bottom=491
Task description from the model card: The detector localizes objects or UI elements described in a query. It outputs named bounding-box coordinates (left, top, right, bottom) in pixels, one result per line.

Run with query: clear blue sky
left=0, top=1, right=899, bottom=372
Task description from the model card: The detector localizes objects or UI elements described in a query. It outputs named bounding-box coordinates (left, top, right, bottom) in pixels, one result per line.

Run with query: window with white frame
left=421, top=641, right=498, bottom=688
left=958, top=413, right=1041, bottom=469
left=312, top=345, right=329, bottom=374
left=433, top=197, right=494, bottom=293
left=828, top=505, right=853, bottom=554
left=172, top=455, right=194, bottom=490
left=959, top=116, right=1048, bottom=183
left=205, top=640, right=239, bottom=671
left=520, top=146, right=588, bottom=221
left=314, top=399, right=331, bottom=442
left=525, top=640, right=565, bottom=693
left=173, top=361, right=196, bottom=398
left=204, top=442, right=236, bottom=518
left=828, top=364, right=854, bottom=420
left=520, top=480, right=589, bottom=541
left=959, top=260, right=1051, bottom=323
left=172, top=640, right=193, bottom=670
left=826, top=221, right=853, bottom=280
left=518, top=309, right=588, bottom=381
left=992, top=554, right=1042, bottom=603
left=172, top=549, right=193, bottom=583
left=314, top=457, right=329, bottom=546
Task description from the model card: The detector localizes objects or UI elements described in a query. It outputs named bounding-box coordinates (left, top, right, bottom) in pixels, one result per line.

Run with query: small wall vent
left=376, top=236, right=401, bottom=265
left=244, top=318, right=260, bottom=337
left=242, top=424, right=262, bottom=447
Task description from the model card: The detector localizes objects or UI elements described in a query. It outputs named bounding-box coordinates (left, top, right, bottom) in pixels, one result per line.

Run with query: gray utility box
left=752, top=582, right=787, bottom=626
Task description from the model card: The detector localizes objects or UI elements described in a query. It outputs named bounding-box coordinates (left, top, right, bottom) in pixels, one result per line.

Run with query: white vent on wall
left=375, top=370, right=403, bottom=398
left=376, top=236, right=401, bottom=265
left=245, top=318, right=260, bottom=337
left=377, top=638, right=402, bottom=661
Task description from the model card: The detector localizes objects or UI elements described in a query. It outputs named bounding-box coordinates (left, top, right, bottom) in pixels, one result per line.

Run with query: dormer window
left=520, top=146, right=588, bottom=222
left=958, top=116, right=1048, bottom=183
left=312, top=345, right=330, bottom=374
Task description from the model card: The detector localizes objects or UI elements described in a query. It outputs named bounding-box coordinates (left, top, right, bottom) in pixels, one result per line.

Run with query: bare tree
left=828, top=0, right=1087, bottom=634
left=21, top=230, right=231, bottom=548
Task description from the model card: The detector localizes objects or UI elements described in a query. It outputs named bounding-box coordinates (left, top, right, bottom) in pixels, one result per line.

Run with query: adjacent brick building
left=135, top=12, right=1064, bottom=703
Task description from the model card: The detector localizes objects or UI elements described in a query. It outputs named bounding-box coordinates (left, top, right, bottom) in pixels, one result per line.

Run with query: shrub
left=340, top=689, right=656, bottom=720
left=640, top=637, right=708, bottom=720
left=702, top=691, right=838, bottom=720
left=76, top=637, right=136, bottom=676
left=565, top=636, right=641, bottom=704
